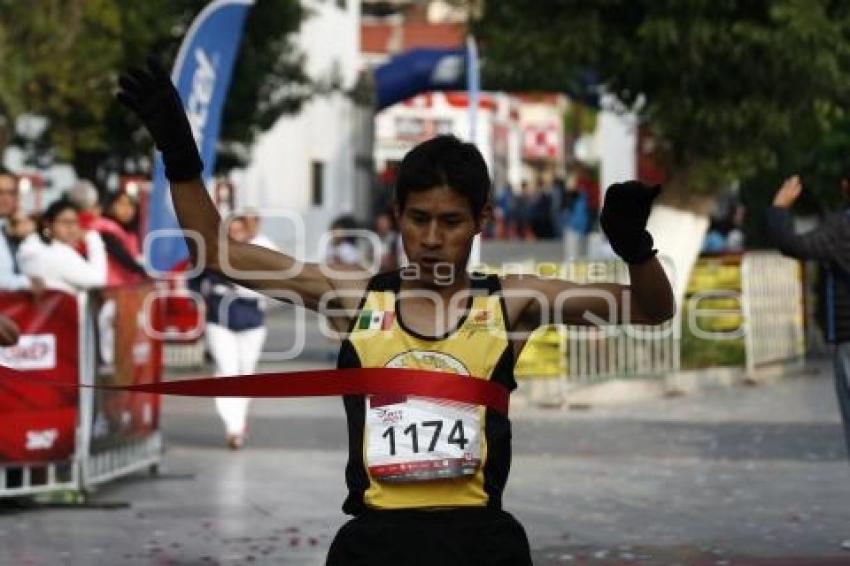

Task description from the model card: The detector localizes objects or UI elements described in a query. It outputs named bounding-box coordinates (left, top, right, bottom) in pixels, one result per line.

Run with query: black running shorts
left=326, top=507, right=533, bottom=566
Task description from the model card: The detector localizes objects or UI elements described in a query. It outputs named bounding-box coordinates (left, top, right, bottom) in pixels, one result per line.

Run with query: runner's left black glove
left=116, top=57, right=203, bottom=183
left=600, top=181, right=661, bottom=264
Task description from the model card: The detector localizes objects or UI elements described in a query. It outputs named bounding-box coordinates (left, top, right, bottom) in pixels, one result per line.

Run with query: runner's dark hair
left=394, top=135, right=491, bottom=220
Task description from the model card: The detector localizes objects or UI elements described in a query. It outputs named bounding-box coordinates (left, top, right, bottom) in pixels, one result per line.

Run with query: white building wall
left=240, top=0, right=362, bottom=261
left=597, top=93, right=637, bottom=195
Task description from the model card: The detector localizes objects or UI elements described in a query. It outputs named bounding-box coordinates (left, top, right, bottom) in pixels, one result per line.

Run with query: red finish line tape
left=0, top=367, right=510, bottom=416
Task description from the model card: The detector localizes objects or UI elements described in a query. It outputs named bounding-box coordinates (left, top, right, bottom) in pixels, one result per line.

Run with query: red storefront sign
left=523, top=124, right=561, bottom=160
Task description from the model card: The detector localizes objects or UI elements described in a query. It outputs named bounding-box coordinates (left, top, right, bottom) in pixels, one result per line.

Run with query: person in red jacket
left=69, top=181, right=147, bottom=287
left=92, top=191, right=147, bottom=286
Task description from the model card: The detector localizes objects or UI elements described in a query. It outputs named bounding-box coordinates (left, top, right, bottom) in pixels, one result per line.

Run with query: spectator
left=7, top=211, right=37, bottom=243
left=702, top=196, right=746, bottom=254
left=575, top=164, right=601, bottom=226
left=528, top=178, right=555, bottom=239
left=565, top=180, right=592, bottom=258
left=494, top=182, right=515, bottom=239
left=725, top=204, right=746, bottom=252
left=550, top=177, right=570, bottom=238
left=766, top=174, right=850, bottom=459
left=373, top=211, right=400, bottom=272
left=67, top=179, right=101, bottom=230
left=69, top=181, right=146, bottom=286
left=701, top=219, right=729, bottom=254
left=514, top=181, right=530, bottom=239
left=324, top=214, right=365, bottom=267
left=18, top=197, right=107, bottom=292
left=195, top=216, right=269, bottom=450
left=0, top=167, right=45, bottom=294
left=97, top=191, right=146, bottom=286
left=241, top=208, right=273, bottom=249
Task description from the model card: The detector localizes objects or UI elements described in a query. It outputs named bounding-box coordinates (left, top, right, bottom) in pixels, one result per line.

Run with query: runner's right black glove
left=599, top=181, right=661, bottom=264
left=116, top=57, right=203, bottom=183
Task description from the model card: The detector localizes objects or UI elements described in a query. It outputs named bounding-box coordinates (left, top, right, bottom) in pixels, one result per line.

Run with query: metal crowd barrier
left=740, top=252, right=806, bottom=374
left=506, top=252, right=804, bottom=401
left=483, top=259, right=678, bottom=384
left=558, top=259, right=679, bottom=382
left=0, top=455, right=79, bottom=498
left=0, top=285, right=163, bottom=499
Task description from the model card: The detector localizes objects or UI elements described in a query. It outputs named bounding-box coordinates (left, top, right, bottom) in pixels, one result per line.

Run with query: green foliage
left=562, top=103, right=597, bottom=138
left=0, top=0, right=307, bottom=179
left=472, top=0, right=850, bottom=196
left=0, top=0, right=124, bottom=157
left=680, top=305, right=746, bottom=369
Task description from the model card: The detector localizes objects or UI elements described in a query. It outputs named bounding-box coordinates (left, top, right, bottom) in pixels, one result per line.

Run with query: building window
left=336, top=0, right=346, bottom=8
left=311, top=160, right=324, bottom=206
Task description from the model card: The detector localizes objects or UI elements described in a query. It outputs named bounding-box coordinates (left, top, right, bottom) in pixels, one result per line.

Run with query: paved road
left=1, top=359, right=849, bottom=565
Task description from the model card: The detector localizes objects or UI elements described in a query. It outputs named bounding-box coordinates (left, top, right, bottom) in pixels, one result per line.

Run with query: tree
left=0, top=0, right=125, bottom=169
left=472, top=0, right=850, bottom=302
left=0, top=0, right=308, bottom=182
left=471, top=0, right=850, bottom=205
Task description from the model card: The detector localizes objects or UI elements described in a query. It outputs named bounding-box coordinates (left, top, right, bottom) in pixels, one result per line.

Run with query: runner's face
left=397, top=186, right=479, bottom=285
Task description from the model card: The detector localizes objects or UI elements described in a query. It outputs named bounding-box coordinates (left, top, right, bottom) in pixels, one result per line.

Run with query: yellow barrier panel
left=472, top=263, right=567, bottom=379
left=515, top=326, right=566, bottom=379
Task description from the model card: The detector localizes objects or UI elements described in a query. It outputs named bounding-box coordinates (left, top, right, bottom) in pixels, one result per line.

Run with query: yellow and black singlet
left=338, top=270, right=516, bottom=515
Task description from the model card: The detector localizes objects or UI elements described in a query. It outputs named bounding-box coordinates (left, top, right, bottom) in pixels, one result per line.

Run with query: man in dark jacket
left=766, top=174, right=850, bottom=459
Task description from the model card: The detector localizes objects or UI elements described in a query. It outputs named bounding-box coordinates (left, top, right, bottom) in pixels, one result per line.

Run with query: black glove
left=117, top=57, right=203, bottom=183
left=599, top=181, right=661, bottom=264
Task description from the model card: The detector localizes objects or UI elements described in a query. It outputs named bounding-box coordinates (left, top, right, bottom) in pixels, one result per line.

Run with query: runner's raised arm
left=116, top=57, right=368, bottom=316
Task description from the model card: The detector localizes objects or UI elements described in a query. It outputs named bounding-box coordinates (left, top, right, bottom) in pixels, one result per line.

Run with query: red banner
left=89, top=283, right=162, bottom=453
left=0, top=291, right=79, bottom=463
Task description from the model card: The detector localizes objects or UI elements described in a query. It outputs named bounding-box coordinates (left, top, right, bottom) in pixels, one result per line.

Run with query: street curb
left=514, top=359, right=829, bottom=409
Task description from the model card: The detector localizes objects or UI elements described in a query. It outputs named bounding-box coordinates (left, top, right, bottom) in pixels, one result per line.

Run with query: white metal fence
left=560, top=258, right=679, bottom=382
left=516, top=252, right=805, bottom=395
left=741, top=252, right=806, bottom=374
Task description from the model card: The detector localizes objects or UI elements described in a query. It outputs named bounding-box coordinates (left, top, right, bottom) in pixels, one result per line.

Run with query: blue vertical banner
left=147, top=0, right=255, bottom=272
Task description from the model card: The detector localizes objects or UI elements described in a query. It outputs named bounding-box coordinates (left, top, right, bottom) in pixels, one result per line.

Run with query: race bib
left=366, top=395, right=482, bottom=483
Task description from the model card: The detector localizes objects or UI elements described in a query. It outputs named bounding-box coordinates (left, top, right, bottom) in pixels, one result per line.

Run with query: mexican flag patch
left=358, top=310, right=395, bottom=330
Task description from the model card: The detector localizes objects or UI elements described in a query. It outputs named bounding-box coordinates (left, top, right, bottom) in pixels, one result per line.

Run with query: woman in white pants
left=198, top=217, right=270, bottom=449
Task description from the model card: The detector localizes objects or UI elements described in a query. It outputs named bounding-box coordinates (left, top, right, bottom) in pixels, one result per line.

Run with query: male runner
left=118, top=59, right=675, bottom=565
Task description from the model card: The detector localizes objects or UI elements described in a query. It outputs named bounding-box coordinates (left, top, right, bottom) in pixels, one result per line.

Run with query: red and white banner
left=0, top=291, right=79, bottom=463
